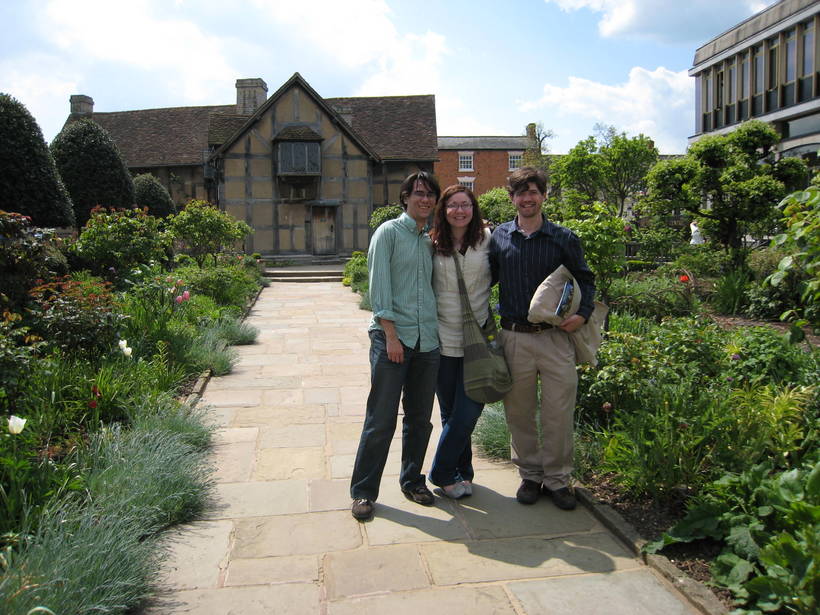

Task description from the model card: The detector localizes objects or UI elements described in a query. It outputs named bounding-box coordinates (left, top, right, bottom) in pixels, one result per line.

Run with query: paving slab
left=225, top=554, right=320, bottom=586
left=159, top=520, right=233, bottom=590
left=232, top=511, right=362, bottom=558
left=253, top=447, right=326, bottom=480
left=146, top=583, right=320, bottom=615
left=509, top=568, right=699, bottom=614
left=327, top=586, right=517, bottom=615
left=324, top=544, right=430, bottom=599
left=258, top=423, right=326, bottom=448
left=210, top=440, right=256, bottom=483
left=421, top=532, right=640, bottom=585
left=206, top=480, right=308, bottom=519
left=308, top=478, right=351, bottom=511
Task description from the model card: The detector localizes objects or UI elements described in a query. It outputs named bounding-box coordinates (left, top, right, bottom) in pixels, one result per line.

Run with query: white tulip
left=123, top=346, right=133, bottom=358
left=118, top=339, right=128, bottom=350
left=8, top=415, right=26, bottom=434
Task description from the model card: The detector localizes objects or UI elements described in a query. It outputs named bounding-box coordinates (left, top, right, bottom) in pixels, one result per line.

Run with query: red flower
left=88, top=400, right=98, bottom=409
left=91, top=385, right=101, bottom=397
left=679, top=274, right=690, bottom=283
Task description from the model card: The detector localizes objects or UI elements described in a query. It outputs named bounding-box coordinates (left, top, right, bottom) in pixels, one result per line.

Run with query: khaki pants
left=500, top=327, right=577, bottom=490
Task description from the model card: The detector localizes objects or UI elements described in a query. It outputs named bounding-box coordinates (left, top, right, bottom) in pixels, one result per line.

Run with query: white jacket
left=433, top=228, right=492, bottom=357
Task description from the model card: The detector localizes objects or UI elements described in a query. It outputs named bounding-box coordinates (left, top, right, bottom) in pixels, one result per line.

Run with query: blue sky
left=1, top=0, right=774, bottom=154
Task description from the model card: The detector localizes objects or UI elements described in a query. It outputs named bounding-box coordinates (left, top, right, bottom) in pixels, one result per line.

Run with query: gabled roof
left=327, top=95, right=438, bottom=161
left=67, top=104, right=235, bottom=167
left=438, top=136, right=531, bottom=150
left=212, top=73, right=382, bottom=162
left=65, top=73, right=438, bottom=168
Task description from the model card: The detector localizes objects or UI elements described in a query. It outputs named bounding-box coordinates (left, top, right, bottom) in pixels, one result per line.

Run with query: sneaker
left=439, top=483, right=467, bottom=500
left=543, top=486, right=576, bottom=510
left=516, top=479, right=541, bottom=505
left=460, top=480, right=473, bottom=496
left=351, top=498, right=374, bottom=520
left=401, top=484, right=435, bottom=506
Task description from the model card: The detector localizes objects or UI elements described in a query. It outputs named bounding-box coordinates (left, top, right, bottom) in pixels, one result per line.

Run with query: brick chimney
left=236, top=78, right=268, bottom=115
left=526, top=122, right=537, bottom=143
left=70, top=94, right=94, bottom=116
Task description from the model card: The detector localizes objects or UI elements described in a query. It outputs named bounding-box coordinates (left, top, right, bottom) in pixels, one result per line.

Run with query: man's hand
left=385, top=336, right=404, bottom=363
left=559, top=314, right=585, bottom=333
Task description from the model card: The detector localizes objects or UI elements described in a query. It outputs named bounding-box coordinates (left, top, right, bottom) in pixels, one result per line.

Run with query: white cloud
left=545, top=0, right=772, bottom=43
left=42, top=0, right=237, bottom=103
left=519, top=66, right=693, bottom=153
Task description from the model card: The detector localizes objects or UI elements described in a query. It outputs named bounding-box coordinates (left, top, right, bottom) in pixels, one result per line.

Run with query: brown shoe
left=351, top=498, right=374, bottom=521
left=401, top=484, right=435, bottom=506
left=543, top=486, right=576, bottom=510
left=516, top=479, right=541, bottom=505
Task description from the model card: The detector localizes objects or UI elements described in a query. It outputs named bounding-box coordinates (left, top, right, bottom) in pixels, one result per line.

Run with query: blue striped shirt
left=489, top=216, right=595, bottom=324
left=368, top=212, right=439, bottom=352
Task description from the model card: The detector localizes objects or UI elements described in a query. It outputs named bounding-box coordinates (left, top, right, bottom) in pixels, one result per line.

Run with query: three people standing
left=351, top=166, right=595, bottom=519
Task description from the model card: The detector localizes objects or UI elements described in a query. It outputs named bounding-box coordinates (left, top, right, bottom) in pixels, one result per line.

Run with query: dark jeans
left=429, top=355, right=484, bottom=487
left=350, top=330, right=440, bottom=501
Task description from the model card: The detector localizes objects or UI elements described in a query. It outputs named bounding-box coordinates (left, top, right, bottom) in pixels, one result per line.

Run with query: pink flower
left=175, top=295, right=183, bottom=304
left=182, top=290, right=190, bottom=301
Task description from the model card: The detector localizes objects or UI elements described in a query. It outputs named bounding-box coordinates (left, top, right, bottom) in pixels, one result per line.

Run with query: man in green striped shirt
left=350, top=171, right=441, bottom=521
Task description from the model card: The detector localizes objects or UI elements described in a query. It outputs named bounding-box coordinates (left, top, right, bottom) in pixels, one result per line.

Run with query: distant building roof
left=328, top=95, right=438, bottom=161
left=438, top=136, right=531, bottom=150
left=67, top=104, right=234, bottom=168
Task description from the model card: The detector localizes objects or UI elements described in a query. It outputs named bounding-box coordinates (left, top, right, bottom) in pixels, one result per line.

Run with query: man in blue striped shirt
left=489, top=166, right=595, bottom=511
left=350, top=171, right=441, bottom=521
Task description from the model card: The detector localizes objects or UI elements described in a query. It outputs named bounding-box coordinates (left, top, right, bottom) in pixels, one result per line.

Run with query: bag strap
left=452, top=254, right=477, bottom=324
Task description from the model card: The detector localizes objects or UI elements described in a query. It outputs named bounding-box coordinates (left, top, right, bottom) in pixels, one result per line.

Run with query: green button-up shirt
left=368, top=212, right=439, bottom=352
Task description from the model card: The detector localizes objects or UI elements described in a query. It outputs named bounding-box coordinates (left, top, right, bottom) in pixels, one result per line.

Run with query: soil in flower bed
left=582, top=472, right=734, bottom=608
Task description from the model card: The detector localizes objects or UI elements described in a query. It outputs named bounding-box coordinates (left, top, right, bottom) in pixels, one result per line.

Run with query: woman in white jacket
left=428, top=185, right=492, bottom=499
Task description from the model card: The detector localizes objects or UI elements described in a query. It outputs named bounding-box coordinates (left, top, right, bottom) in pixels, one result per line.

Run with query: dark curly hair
left=429, top=185, right=486, bottom=255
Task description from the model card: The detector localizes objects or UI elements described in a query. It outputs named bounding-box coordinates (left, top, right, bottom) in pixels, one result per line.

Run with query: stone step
left=267, top=275, right=344, bottom=283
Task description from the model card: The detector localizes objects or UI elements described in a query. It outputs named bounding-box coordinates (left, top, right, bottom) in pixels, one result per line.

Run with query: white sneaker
left=460, top=480, right=473, bottom=496
left=440, top=483, right=467, bottom=499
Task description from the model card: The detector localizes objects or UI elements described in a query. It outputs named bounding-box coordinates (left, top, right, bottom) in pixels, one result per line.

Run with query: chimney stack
left=70, top=95, right=94, bottom=116
left=236, top=78, right=268, bottom=115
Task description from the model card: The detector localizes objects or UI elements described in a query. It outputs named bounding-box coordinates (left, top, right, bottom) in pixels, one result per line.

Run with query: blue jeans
left=429, top=355, right=484, bottom=487
left=350, top=330, right=440, bottom=501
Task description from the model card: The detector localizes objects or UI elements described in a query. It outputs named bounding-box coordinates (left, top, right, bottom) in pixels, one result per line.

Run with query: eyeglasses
left=446, top=203, right=473, bottom=210
left=412, top=190, right=437, bottom=199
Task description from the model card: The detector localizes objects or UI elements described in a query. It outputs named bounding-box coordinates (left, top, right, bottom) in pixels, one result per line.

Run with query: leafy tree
left=167, top=199, right=252, bottom=267
left=645, top=120, right=807, bottom=267
left=134, top=173, right=176, bottom=217
left=477, top=187, right=516, bottom=225
left=553, top=125, right=658, bottom=216
left=50, top=118, right=135, bottom=228
left=522, top=121, right=554, bottom=178
left=0, top=93, right=75, bottom=227
left=369, top=204, right=402, bottom=229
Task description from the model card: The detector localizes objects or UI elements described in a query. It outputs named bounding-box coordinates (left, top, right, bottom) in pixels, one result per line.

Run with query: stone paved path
left=144, top=282, right=699, bottom=614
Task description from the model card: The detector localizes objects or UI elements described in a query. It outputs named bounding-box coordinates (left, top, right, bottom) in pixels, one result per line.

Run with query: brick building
left=435, top=131, right=534, bottom=195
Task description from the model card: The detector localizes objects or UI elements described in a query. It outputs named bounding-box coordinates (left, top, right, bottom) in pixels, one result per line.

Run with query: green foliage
left=478, top=187, right=516, bottom=225
left=723, top=326, right=819, bottom=388
left=770, top=185, right=820, bottom=330
left=0, top=313, right=44, bottom=414
left=342, top=251, right=369, bottom=297
left=473, top=404, right=510, bottom=459
left=645, top=456, right=819, bottom=614
left=174, top=263, right=259, bottom=307
left=71, top=206, right=172, bottom=281
left=632, top=223, right=685, bottom=262
left=646, top=121, right=808, bottom=266
left=0, top=211, right=68, bottom=310
left=657, top=244, right=732, bottom=278
left=711, top=269, right=751, bottom=315
left=133, top=173, right=176, bottom=218
left=553, top=126, right=658, bottom=216
left=608, top=273, right=698, bottom=320
left=167, top=199, right=252, bottom=267
left=25, top=276, right=125, bottom=359
left=369, top=204, right=403, bottom=229
left=50, top=119, right=135, bottom=229
left=563, top=203, right=627, bottom=302
left=0, top=94, right=75, bottom=228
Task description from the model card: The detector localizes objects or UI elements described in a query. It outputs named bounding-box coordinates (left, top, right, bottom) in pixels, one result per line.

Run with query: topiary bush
left=50, top=119, right=135, bottom=229
left=0, top=93, right=75, bottom=228
left=133, top=173, right=176, bottom=218
left=477, top=187, right=515, bottom=225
